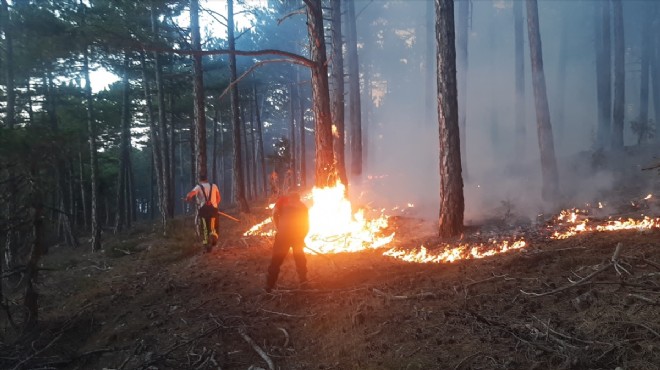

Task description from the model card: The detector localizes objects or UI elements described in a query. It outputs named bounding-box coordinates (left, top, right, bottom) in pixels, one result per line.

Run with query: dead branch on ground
left=238, top=327, right=275, bottom=370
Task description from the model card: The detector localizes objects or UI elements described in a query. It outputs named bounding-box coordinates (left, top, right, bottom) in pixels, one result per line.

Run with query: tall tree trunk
left=191, top=0, right=207, bottom=180
left=78, top=150, right=88, bottom=230
left=435, top=0, right=464, bottom=238
left=242, top=107, right=252, bottom=200
left=1, top=0, right=15, bottom=129
left=168, top=93, right=176, bottom=215
left=254, top=84, right=267, bottom=196
left=513, top=0, right=526, bottom=155
left=228, top=0, right=250, bottom=211
left=114, top=54, right=131, bottom=233
left=1, top=0, right=17, bottom=267
left=526, top=0, right=559, bottom=201
left=424, top=0, right=435, bottom=127
left=297, top=72, right=307, bottom=188
left=330, top=0, right=348, bottom=187
left=595, top=0, right=610, bottom=150
left=23, top=173, right=44, bottom=330
left=652, top=12, right=660, bottom=144
left=249, top=102, right=258, bottom=197
left=212, top=109, right=218, bottom=183
left=456, top=0, right=469, bottom=179
left=151, top=3, right=172, bottom=224
left=611, top=0, right=625, bottom=149
left=638, top=8, right=651, bottom=143
left=140, top=52, right=165, bottom=230
left=345, top=0, right=362, bottom=177
left=46, top=69, right=77, bottom=247
left=306, top=0, right=336, bottom=187
left=83, top=47, right=102, bottom=251
left=289, top=86, right=297, bottom=185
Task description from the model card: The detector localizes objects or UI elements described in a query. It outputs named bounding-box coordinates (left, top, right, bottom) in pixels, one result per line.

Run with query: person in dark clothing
left=266, top=190, right=310, bottom=292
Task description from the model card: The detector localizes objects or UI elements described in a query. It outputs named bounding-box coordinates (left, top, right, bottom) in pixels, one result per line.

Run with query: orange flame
left=550, top=208, right=660, bottom=239
left=243, top=182, right=394, bottom=254
left=383, top=239, right=527, bottom=264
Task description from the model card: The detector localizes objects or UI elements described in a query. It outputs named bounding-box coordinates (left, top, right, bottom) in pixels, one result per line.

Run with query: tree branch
left=218, top=59, right=308, bottom=101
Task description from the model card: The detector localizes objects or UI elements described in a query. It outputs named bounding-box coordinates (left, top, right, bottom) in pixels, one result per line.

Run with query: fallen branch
left=238, top=327, right=275, bottom=370
left=12, top=333, right=63, bottom=370
left=627, top=293, right=659, bottom=305
left=521, top=244, right=623, bottom=297
left=259, top=308, right=316, bottom=318
left=372, top=288, right=436, bottom=300
left=617, top=321, right=660, bottom=339
left=453, top=351, right=482, bottom=369
left=277, top=327, right=290, bottom=348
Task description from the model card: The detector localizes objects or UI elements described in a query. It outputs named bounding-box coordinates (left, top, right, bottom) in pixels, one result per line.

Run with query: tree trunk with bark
left=514, top=0, right=526, bottom=155
left=83, top=46, right=102, bottom=251
left=297, top=73, right=307, bottom=188
left=345, top=0, right=362, bottom=177
left=228, top=0, right=250, bottom=211
left=456, top=0, right=469, bottom=179
left=115, top=54, right=132, bottom=233
left=424, top=0, right=435, bottom=127
left=289, top=87, right=297, bottom=185
left=253, top=84, right=267, bottom=196
left=306, top=0, right=336, bottom=187
left=638, top=8, right=651, bottom=142
left=151, top=3, right=172, bottom=223
left=191, top=0, right=207, bottom=180
left=526, top=0, right=559, bottom=201
left=595, top=0, right=611, bottom=150
left=435, top=0, right=464, bottom=238
left=330, top=0, right=348, bottom=187
left=611, top=0, right=624, bottom=149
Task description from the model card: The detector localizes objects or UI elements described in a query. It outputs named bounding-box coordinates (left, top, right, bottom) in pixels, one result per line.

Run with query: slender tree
left=526, top=0, right=559, bottom=201
left=306, top=0, right=336, bottom=187
left=297, top=72, right=307, bottom=188
left=638, top=8, right=651, bottom=143
left=345, top=0, right=362, bottom=177
left=191, top=0, right=207, bottom=179
left=435, top=0, right=464, bottom=238
left=114, top=54, right=132, bottom=233
left=228, top=0, right=250, bottom=211
left=595, top=0, right=612, bottom=150
left=83, top=45, right=102, bottom=251
left=611, top=0, right=624, bottom=149
left=456, top=0, right=469, bottom=179
left=330, top=0, right=348, bottom=187
left=513, top=0, right=526, bottom=155
left=253, top=84, right=267, bottom=196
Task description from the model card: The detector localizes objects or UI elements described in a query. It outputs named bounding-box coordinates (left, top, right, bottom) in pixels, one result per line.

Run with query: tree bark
left=191, top=0, right=207, bottom=180
left=151, top=3, right=172, bottom=223
left=249, top=101, right=258, bottom=197
left=345, top=0, right=362, bottom=177
left=638, top=9, right=651, bottom=138
left=114, top=54, right=131, bottom=233
left=611, top=0, right=625, bottom=149
left=289, top=86, right=297, bottom=186
left=83, top=46, right=102, bottom=251
left=140, top=51, right=165, bottom=230
left=212, top=109, right=218, bottom=183
left=306, top=0, right=336, bottom=187
left=435, top=0, right=464, bottom=238
left=78, top=150, right=88, bottom=230
left=526, top=0, right=559, bottom=201
left=330, top=0, right=348, bottom=187
left=254, top=84, right=267, bottom=196
left=228, top=0, right=250, bottom=211
left=513, top=0, right=526, bottom=155
left=1, top=0, right=15, bottom=129
left=652, top=10, right=660, bottom=144
left=456, top=0, right=469, bottom=179
left=595, top=0, right=610, bottom=150
left=297, top=72, right=307, bottom=188
left=424, top=0, right=435, bottom=127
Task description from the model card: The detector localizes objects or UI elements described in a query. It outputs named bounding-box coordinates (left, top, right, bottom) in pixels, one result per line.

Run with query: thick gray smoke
left=350, top=0, right=658, bottom=226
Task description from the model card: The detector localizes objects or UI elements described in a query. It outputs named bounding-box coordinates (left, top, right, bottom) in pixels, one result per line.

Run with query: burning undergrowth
left=244, top=183, right=660, bottom=264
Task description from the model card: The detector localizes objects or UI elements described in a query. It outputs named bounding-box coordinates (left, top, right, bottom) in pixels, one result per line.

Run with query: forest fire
left=550, top=208, right=660, bottom=239
left=244, top=182, right=394, bottom=254
left=383, top=239, right=527, bottom=263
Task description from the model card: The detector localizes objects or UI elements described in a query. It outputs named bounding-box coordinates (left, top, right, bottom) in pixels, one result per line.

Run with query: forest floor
left=2, top=153, right=660, bottom=370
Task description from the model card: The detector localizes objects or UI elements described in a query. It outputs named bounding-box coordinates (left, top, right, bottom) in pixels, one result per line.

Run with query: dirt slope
left=1, top=197, right=659, bottom=370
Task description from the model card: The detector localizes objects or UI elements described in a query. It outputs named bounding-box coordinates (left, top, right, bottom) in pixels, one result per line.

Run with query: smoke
left=348, top=0, right=657, bottom=228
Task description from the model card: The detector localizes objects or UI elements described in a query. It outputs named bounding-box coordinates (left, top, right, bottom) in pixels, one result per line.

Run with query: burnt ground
left=1, top=193, right=659, bottom=370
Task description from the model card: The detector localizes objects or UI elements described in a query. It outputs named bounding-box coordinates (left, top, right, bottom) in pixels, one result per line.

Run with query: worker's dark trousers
left=267, top=232, right=307, bottom=289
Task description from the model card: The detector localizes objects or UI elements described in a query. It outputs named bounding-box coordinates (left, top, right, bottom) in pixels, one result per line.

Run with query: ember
left=244, top=182, right=394, bottom=254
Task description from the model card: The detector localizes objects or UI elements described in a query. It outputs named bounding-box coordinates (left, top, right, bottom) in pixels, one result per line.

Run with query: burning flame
left=550, top=208, right=660, bottom=239
left=244, top=182, right=394, bottom=254
left=383, top=239, right=527, bottom=264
